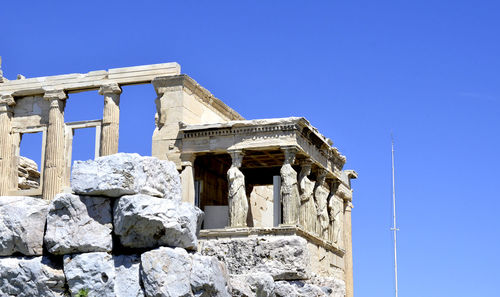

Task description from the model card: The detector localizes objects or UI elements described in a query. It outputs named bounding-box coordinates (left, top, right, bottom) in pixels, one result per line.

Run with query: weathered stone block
left=114, top=254, right=144, bottom=297
left=64, top=253, right=144, bottom=297
left=230, top=273, right=275, bottom=297
left=274, top=281, right=327, bottom=297
left=64, top=252, right=115, bottom=297
left=44, top=193, right=112, bottom=255
left=140, top=247, right=230, bottom=297
left=191, top=253, right=230, bottom=297
left=114, top=194, right=203, bottom=250
left=71, top=153, right=181, bottom=200
left=141, top=247, right=193, bottom=297
left=0, top=256, right=66, bottom=297
left=0, top=196, right=48, bottom=256
left=199, top=236, right=310, bottom=280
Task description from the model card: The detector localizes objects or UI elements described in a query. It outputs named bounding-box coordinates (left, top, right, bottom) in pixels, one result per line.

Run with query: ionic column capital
left=43, top=89, right=67, bottom=102
left=99, top=82, right=122, bottom=95
left=0, top=93, right=15, bottom=106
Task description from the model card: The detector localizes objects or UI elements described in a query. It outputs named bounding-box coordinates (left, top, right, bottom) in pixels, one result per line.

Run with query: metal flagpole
left=391, top=134, right=399, bottom=297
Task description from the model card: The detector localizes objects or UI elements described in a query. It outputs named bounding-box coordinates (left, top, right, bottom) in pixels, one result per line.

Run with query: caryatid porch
left=178, top=117, right=357, bottom=282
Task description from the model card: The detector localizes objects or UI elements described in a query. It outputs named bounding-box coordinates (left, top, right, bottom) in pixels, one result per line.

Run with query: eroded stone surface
left=71, top=153, right=181, bottom=200
left=114, top=194, right=203, bottom=250
left=199, top=236, right=310, bottom=280
left=64, top=252, right=115, bottom=297
left=44, top=193, right=112, bottom=255
left=17, top=156, right=40, bottom=190
left=230, top=273, right=275, bottom=297
left=114, top=254, right=144, bottom=297
left=0, top=196, right=48, bottom=256
left=0, top=256, right=66, bottom=297
left=191, top=253, right=230, bottom=297
left=141, top=247, right=193, bottom=297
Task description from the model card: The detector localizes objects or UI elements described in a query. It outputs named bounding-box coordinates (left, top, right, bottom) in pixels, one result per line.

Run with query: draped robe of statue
left=314, top=179, right=330, bottom=238
left=281, top=163, right=300, bottom=225
left=328, top=188, right=343, bottom=245
left=298, top=166, right=315, bottom=233
left=331, top=196, right=343, bottom=246
left=227, top=165, right=248, bottom=227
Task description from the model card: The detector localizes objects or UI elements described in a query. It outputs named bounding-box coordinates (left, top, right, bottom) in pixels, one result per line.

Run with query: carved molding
left=43, top=89, right=67, bottom=101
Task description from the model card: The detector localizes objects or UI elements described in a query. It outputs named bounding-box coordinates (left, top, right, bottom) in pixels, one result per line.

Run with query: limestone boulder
left=191, top=253, right=230, bottom=297
left=274, top=280, right=340, bottom=297
left=17, top=156, right=40, bottom=190
left=230, top=273, right=275, bottom=297
left=44, top=193, right=113, bottom=255
left=71, top=153, right=181, bottom=200
left=0, top=196, right=48, bottom=256
left=199, top=236, right=310, bottom=280
left=64, top=253, right=144, bottom=297
left=141, top=247, right=193, bottom=297
left=253, top=236, right=310, bottom=280
left=228, top=277, right=254, bottom=297
left=307, top=275, right=346, bottom=297
left=114, top=194, right=203, bottom=250
left=114, top=254, right=144, bottom=297
left=64, top=252, right=115, bottom=297
left=0, top=256, right=66, bottom=297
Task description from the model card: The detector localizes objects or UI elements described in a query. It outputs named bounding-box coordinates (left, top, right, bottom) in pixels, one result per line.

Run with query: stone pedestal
left=99, top=83, right=121, bottom=156
left=0, top=94, right=15, bottom=195
left=42, top=90, right=67, bottom=200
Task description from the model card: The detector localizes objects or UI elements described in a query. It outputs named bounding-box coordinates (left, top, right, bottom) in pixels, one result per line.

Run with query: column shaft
left=42, top=90, right=67, bottom=200
left=344, top=201, right=354, bottom=297
left=99, top=83, right=121, bottom=156
left=180, top=154, right=196, bottom=204
left=0, top=96, right=15, bottom=195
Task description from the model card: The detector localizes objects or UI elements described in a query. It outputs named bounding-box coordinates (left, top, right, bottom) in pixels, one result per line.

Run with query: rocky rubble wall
left=200, top=237, right=346, bottom=297
left=17, top=156, right=40, bottom=190
left=1, top=153, right=345, bottom=297
left=0, top=153, right=228, bottom=297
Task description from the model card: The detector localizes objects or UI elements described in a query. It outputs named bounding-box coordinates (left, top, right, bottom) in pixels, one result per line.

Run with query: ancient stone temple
left=0, top=62, right=357, bottom=297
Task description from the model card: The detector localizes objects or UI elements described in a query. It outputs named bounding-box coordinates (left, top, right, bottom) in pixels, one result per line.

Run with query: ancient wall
left=151, top=75, right=244, bottom=168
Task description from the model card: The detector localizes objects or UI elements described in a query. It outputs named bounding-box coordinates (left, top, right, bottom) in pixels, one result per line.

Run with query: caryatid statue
left=227, top=150, right=248, bottom=227
left=327, top=180, right=343, bottom=245
left=280, top=147, right=300, bottom=225
left=314, top=169, right=329, bottom=238
left=298, top=160, right=315, bottom=233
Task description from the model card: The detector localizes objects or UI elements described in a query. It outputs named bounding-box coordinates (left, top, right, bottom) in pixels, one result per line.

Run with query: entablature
left=180, top=117, right=349, bottom=185
left=0, top=62, right=180, bottom=97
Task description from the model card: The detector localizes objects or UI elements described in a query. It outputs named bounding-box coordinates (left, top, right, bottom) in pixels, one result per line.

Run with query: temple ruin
left=0, top=62, right=357, bottom=297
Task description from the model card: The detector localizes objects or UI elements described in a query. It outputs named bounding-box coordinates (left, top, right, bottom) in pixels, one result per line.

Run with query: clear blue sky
left=2, top=1, right=499, bottom=296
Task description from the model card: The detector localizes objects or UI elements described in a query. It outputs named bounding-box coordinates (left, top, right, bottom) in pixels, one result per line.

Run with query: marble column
left=0, top=94, right=15, bottom=195
left=280, top=146, right=300, bottom=225
left=227, top=150, right=248, bottom=227
left=344, top=200, right=354, bottom=297
left=99, top=83, right=122, bottom=156
left=42, top=89, right=67, bottom=200
left=180, top=153, right=196, bottom=204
